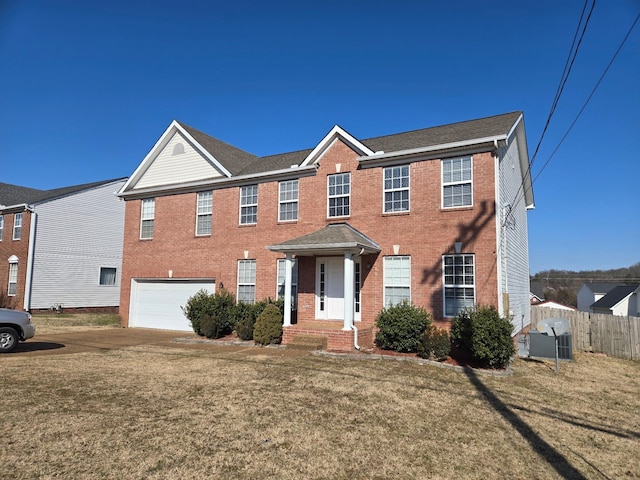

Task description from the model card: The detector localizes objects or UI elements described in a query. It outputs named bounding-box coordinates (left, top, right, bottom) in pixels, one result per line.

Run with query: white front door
left=316, top=257, right=360, bottom=321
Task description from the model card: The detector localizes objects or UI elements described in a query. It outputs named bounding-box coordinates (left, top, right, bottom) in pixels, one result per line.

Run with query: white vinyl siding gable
left=135, top=132, right=224, bottom=190
left=29, top=180, right=126, bottom=309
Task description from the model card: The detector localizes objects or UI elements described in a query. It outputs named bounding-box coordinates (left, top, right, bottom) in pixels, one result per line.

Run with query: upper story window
left=237, top=259, right=256, bottom=304
left=13, top=213, right=22, bottom=240
left=327, top=173, right=350, bottom=218
left=196, top=191, right=213, bottom=236
left=99, top=267, right=117, bottom=286
left=278, top=180, right=299, bottom=222
left=240, top=185, right=258, bottom=225
left=0, top=215, right=3, bottom=241
left=140, top=198, right=155, bottom=239
left=383, top=165, right=410, bottom=213
left=443, top=254, right=475, bottom=317
left=383, top=255, right=411, bottom=307
left=442, top=156, right=473, bottom=208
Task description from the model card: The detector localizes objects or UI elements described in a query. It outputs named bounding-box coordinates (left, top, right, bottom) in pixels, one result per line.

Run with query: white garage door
left=129, top=279, right=215, bottom=331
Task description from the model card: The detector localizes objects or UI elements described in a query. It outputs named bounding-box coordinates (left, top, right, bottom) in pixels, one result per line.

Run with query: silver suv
left=0, top=308, right=36, bottom=353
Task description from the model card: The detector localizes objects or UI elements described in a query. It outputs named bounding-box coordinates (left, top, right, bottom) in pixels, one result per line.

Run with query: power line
left=512, top=7, right=640, bottom=211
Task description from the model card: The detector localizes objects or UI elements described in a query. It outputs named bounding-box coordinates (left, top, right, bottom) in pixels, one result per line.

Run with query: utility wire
left=506, top=0, right=596, bottom=222
left=515, top=9, right=640, bottom=207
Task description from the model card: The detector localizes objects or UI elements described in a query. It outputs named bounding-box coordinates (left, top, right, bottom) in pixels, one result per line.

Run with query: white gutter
left=119, top=164, right=317, bottom=199
left=358, top=135, right=507, bottom=165
left=23, top=209, right=37, bottom=311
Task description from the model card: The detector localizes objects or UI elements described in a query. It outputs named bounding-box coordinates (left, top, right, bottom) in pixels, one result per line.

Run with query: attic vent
left=172, top=143, right=185, bottom=155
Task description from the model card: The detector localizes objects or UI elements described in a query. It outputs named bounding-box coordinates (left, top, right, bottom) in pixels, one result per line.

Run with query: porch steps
left=287, top=334, right=328, bottom=351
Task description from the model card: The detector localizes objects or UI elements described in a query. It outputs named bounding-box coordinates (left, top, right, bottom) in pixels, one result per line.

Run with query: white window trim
left=441, top=156, right=473, bottom=209
left=8, top=260, right=18, bottom=296
left=383, top=255, right=411, bottom=307
left=0, top=214, right=4, bottom=241
left=196, top=191, right=213, bottom=236
left=140, top=198, right=155, bottom=239
left=383, top=165, right=411, bottom=214
left=237, top=259, right=256, bottom=304
left=13, top=212, right=22, bottom=240
left=278, top=180, right=299, bottom=222
left=442, top=254, right=476, bottom=318
left=239, top=185, right=258, bottom=225
left=327, top=172, right=351, bottom=218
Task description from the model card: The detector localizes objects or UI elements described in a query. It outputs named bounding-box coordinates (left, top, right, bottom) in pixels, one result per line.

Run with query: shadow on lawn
left=463, top=366, right=589, bottom=480
left=11, top=341, right=65, bottom=353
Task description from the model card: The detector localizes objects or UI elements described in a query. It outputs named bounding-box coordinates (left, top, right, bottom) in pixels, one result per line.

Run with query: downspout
left=23, top=208, right=37, bottom=311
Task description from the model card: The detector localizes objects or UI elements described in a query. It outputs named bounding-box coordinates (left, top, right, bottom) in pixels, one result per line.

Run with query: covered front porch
left=268, top=223, right=380, bottom=351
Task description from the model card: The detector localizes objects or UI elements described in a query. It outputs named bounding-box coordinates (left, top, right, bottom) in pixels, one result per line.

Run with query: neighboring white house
left=534, top=300, right=575, bottom=311
left=590, top=285, right=640, bottom=317
left=0, top=178, right=126, bottom=311
left=577, top=282, right=621, bottom=312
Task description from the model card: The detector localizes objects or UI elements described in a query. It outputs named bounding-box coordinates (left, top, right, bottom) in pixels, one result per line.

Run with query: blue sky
left=1, top=0, right=638, bottom=274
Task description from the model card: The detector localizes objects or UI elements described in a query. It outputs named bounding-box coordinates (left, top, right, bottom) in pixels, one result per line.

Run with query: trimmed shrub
left=417, top=325, right=451, bottom=361
left=375, top=302, right=432, bottom=353
left=450, top=305, right=515, bottom=369
left=253, top=304, right=283, bottom=345
left=234, top=298, right=285, bottom=341
left=181, top=288, right=236, bottom=338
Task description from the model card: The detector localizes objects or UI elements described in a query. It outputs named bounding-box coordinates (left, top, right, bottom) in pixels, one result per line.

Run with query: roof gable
left=591, top=285, right=640, bottom=309
left=119, top=121, right=257, bottom=195
left=299, top=125, right=375, bottom=167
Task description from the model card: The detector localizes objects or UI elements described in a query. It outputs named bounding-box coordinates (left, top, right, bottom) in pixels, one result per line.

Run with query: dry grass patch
left=1, top=342, right=638, bottom=479
left=32, top=313, right=120, bottom=334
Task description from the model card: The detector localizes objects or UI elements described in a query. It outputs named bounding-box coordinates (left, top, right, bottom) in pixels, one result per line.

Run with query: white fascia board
left=0, top=203, right=29, bottom=212
left=118, top=164, right=317, bottom=199
left=358, top=135, right=507, bottom=166
left=118, top=121, right=232, bottom=196
left=300, top=125, right=375, bottom=167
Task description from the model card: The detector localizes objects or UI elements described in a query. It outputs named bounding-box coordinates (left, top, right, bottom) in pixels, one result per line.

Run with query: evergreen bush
left=375, top=301, right=432, bottom=353
left=182, top=288, right=236, bottom=338
left=450, top=305, right=515, bottom=369
left=417, top=325, right=451, bottom=361
left=253, top=304, right=283, bottom=345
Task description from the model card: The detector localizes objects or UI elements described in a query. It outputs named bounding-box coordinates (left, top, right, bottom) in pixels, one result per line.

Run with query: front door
left=316, top=257, right=360, bottom=321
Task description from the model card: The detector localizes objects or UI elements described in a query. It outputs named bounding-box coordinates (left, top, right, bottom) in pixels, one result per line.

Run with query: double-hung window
left=140, top=199, right=155, bottom=239
left=8, top=260, right=18, bottom=296
left=278, top=180, right=299, bottom=222
left=327, top=173, right=350, bottom=217
left=383, top=165, right=410, bottom=213
left=383, top=256, right=411, bottom=307
left=276, top=258, right=298, bottom=309
left=196, top=191, right=213, bottom=236
left=240, top=185, right=258, bottom=225
left=237, top=259, right=256, bottom=303
left=443, top=254, right=475, bottom=316
left=13, top=213, right=22, bottom=240
left=442, top=156, right=472, bottom=208
left=0, top=215, right=3, bottom=240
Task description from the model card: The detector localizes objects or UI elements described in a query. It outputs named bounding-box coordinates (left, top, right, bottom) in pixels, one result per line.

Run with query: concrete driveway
left=7, top=328, right=192, bottom=356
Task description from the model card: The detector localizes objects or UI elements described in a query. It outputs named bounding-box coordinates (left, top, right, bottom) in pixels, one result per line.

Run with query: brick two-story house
left=117, top=111, right=534, bottom=350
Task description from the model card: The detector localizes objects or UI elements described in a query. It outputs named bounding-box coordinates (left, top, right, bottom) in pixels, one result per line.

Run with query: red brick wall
left=120, top=139, right=498, bottom=332
left=0, top=210, right=32, bottom=310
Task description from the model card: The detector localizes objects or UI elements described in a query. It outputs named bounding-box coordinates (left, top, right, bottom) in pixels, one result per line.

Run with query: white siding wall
left=576, top=285, right=595, bottom=312
left=498, top=134, right=532, bottom=333
left=135, top=133, right=223, bottom=189
left=29, top=180, right=126, bottom=309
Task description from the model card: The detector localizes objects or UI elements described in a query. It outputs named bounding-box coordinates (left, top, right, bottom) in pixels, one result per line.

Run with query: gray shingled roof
left=177, top=122, right=258, bottom=176
left=268, top=223, right=380, bottom=255
left=581, top=282, right=622, bottom=295
left=0, top=178, right=126, bottom=208
left=181, top=111, right=523, bottom=177
left=590, top=285, right=639, bottom=310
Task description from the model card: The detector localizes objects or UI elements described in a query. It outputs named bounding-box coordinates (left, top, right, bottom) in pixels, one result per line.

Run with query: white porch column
left=343, top=252, right=354, bottom=331
left=283, top=253, right=293, bottom=327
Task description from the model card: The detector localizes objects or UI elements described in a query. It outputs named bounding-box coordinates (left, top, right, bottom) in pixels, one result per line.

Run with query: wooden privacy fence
left=530, top=306, right=640, bottom=361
